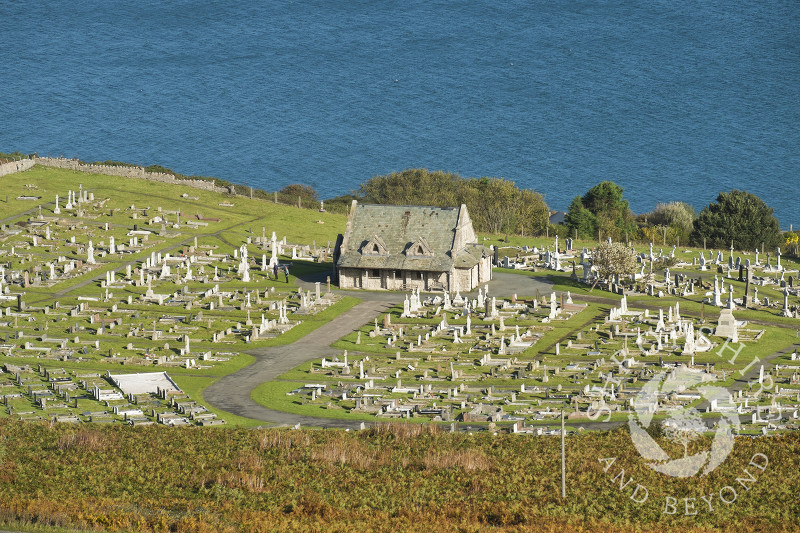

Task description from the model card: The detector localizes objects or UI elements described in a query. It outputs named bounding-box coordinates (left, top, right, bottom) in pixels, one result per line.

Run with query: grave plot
left=0, top=184, right=342, bottom=367
left=275, top=290, right=602, bottom=424
left=485, top=236, right=800, bottom=434
left=0, top=171, right=350, bottom=426
left=270, top=235, right=800, bottom=433
left=0, top=186, right=185, bottom=293
left=493, top=236, right=800, bottom=303
left=2, top=166, right=800, bottom=436
left=764, top=348, right=800, bottom=431
left=0, top=363, right=223, bottom=426
left=0, top=259, right=338, bottom=367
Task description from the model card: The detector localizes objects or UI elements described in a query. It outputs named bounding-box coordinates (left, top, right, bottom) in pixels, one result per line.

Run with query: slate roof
left=549, top=211, right=566, bottom=225
left=337, top=204, right=485, bottom=272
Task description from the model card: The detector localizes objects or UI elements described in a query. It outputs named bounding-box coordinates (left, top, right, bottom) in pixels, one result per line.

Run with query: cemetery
left=0, top=163, right=799, bottom=438
left=0, top=162, right=798, bottom=532
left=0, top=164, right=349, bottom=427
left=265, top=238, right=800, bottom=436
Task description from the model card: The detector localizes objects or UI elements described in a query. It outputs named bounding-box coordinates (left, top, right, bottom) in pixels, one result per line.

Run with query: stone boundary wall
left=0, top=158, right=36, bottom=177
left=27, top=157, right=229, bottom=194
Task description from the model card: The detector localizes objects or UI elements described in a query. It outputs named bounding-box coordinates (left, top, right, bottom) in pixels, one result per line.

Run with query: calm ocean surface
left=2, top=1, right=798, bottom=227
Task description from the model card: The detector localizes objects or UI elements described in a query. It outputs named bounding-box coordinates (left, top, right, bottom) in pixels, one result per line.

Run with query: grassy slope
left=0, top=166, right=350, bottom=426
left=1, top=165, right=345, bottom=245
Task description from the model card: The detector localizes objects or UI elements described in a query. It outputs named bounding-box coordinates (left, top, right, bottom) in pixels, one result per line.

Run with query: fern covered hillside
left=0, top=421, right=796, bottom=532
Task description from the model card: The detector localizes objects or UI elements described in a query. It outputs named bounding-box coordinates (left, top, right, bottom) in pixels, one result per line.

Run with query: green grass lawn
left=2, top=165, right=346, bottom=252
left=250, top=380, right=378, bottom=422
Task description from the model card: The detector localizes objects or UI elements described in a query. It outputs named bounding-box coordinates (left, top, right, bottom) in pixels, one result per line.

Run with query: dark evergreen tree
left=564, top=196, right=597, bottom=238
left=689, top=190, right=781, bottom=250
left=565, top=181, right=636, bottom=240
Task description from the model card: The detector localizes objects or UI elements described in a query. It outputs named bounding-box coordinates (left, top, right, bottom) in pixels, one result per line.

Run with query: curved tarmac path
left=204, top=271, right=555, bottom=428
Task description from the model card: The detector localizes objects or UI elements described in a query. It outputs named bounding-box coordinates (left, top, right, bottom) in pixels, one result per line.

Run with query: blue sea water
left=2, top=0, right=798, bottom=227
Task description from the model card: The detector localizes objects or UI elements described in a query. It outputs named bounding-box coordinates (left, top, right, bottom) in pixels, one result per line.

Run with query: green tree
left=564, top=196, right=597, bottom=238
left=470, top=177, right=520, bottom=235
left=786, top=231, right=799, bottom=257
left=357, top=169, right=459, bottom=207
left=689, top=190, right=781, bottom=250
left=581, top=181, right=637, bottom=240
left=641, top=201, right=696, bottom=245
left=582, top=181, right=625, bottom=215
left=646, top=201, right=696, bottom=233
left=565, top=181, right=636, bottom=240
left=515, top=189, right=550, bottom=236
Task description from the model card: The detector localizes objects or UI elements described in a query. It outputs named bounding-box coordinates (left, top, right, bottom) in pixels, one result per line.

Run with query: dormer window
left=405, top=237, right=434, bottom=257
left=362, top=235, right=388, bottom=255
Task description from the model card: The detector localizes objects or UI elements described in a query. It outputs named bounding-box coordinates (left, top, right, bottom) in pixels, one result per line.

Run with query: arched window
left=373, top=244, right=380, bottom=253
left=417, top=245, right=424, bottom=255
